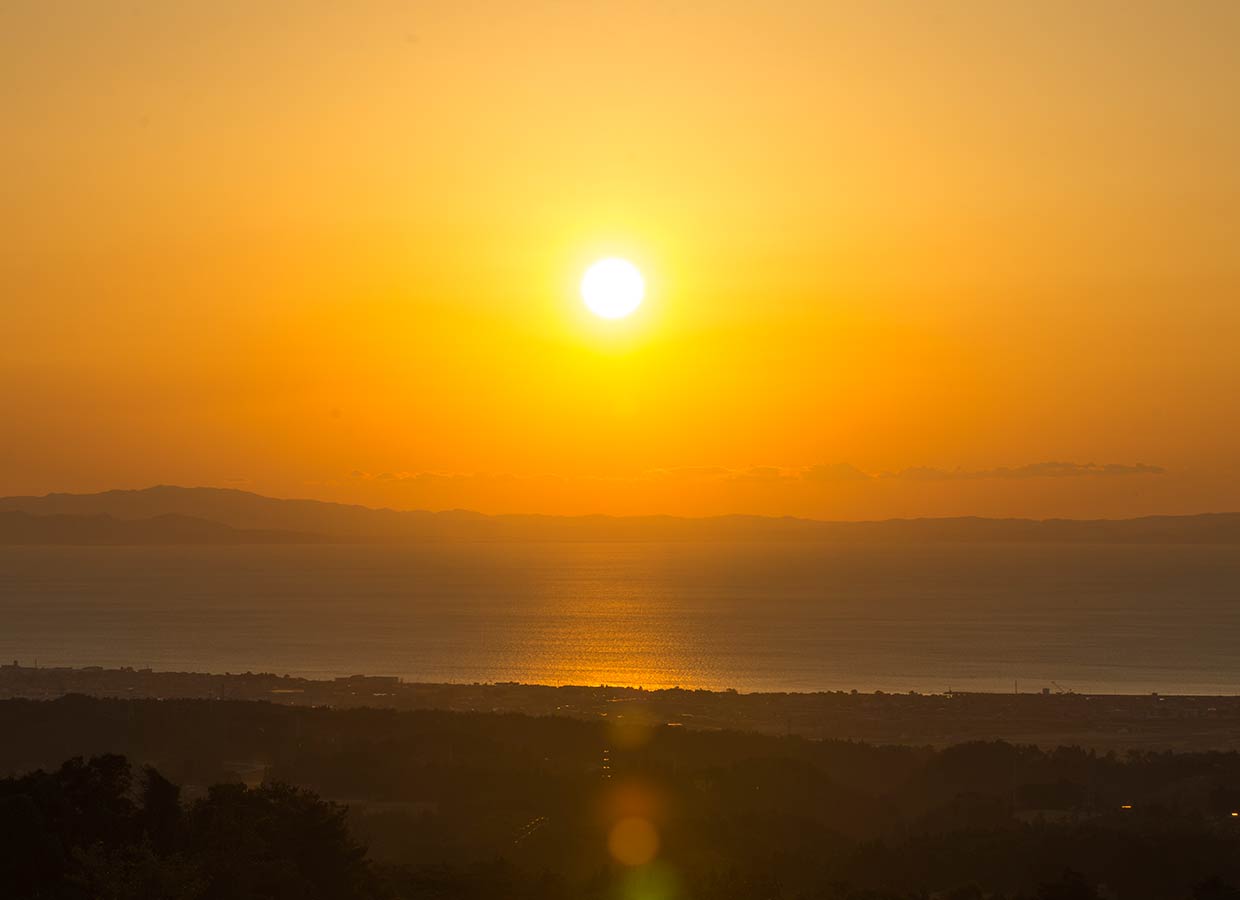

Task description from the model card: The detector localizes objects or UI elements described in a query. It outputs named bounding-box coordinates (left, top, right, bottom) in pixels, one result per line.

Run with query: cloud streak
left=888, top=462, right=1166, bottom=481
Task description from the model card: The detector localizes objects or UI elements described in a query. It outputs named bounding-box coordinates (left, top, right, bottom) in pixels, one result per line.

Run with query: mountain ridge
left=1, top=486, right=1238, bottom=544
left=0, top=509, right=325, bottom=545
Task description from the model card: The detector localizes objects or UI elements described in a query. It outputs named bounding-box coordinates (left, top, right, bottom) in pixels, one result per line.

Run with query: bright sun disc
left=581, top=258, right=645, bottom=319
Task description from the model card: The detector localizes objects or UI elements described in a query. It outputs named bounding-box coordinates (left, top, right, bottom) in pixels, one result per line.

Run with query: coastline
left=6, top=662, right=1240, bottom=751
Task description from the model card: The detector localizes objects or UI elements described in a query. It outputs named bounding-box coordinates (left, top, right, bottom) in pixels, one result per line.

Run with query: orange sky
left=2, top=1, right=1238, bottom=519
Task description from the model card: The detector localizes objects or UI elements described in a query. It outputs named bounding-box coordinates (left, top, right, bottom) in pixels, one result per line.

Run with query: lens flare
left=608, top=816, right=660, bottom=866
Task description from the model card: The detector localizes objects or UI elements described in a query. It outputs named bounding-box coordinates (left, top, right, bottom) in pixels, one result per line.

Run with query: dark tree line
left=6, top=698, right=1240, bottom=898
left=0, top=755, right=378, bottom=900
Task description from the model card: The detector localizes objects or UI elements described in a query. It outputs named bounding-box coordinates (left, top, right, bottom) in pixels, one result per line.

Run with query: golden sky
left=2, top=1, right=1238, bottom=518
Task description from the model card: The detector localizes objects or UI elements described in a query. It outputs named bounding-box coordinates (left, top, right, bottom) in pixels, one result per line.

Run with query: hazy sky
left=3, top=0, right=1237, bottom=518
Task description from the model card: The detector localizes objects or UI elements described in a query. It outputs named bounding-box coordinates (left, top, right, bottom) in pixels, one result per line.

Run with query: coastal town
left=5, top=661, right=1240, bottom=751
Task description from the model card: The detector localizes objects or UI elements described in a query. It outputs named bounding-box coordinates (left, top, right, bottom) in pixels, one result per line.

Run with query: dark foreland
left=5, top=663, right=1240, bottom=752
left=2, top=485, right=1239, bottom=544
left=7, top=678, right=1240, bottom=899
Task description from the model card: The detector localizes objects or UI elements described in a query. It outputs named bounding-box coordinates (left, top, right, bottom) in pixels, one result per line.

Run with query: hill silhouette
left=0, top=510, right=323, bottom=545
left=1, top=485, right=1238, bottom=544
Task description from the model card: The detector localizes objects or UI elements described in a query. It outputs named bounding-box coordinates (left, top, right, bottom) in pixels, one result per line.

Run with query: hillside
left=1, top=486, right=1238, bottom=544
left=0, top=510, right=323, bottom=545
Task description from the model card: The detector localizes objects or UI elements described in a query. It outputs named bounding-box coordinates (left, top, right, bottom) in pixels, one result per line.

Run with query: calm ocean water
left=1, top=542, right=1238, bottom=694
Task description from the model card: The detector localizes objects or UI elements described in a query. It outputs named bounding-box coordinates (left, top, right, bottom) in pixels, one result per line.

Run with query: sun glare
left=581, top=258, right=645, bottom=319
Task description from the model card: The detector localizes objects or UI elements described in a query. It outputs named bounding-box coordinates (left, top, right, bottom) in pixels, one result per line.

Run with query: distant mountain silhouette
left=1, top=485, right=1238, bottom=544
left=0, top=510, right=323, bottom=545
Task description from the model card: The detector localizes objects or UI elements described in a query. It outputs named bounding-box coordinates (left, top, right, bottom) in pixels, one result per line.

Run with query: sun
left=581, top=258, right=645, bottom=319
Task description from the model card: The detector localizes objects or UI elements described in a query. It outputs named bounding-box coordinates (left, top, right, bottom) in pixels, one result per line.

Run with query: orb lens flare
left=581, top=258, right=645, bottom=319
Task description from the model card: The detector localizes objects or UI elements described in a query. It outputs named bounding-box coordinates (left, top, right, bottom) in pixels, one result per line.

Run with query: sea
left=1, top=541, right=1238, bottom=695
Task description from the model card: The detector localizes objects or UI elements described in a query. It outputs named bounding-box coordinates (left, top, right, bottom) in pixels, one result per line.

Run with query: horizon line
left=4, top=483, right=1238, bottom=526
